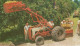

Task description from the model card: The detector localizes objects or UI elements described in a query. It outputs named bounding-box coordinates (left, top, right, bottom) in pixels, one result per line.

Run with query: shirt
left=24, top=25, right=31, bottom=31
left=48, top=21, right=54, bottom=26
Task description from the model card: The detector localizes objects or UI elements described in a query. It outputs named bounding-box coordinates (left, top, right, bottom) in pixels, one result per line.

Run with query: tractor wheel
left=51, top=26, right=65, bottom=41
left=35, top=36, right=44, bottom=45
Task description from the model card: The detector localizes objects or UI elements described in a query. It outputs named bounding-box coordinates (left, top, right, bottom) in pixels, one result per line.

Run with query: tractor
left=3, top=1, right=66, bottom=45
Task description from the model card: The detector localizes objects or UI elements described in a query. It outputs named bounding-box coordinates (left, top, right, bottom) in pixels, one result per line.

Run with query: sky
left=72, top=0, right=74, bottom=1
left=72, top=0, right=80, bottom=1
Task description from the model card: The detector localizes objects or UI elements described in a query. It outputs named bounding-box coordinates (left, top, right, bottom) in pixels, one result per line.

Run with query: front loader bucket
left=3, top=1, right=25, bottom=13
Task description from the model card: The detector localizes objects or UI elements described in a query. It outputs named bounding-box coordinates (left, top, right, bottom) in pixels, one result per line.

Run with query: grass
left=70, top=15, right=79, bottom=30
left=69, top=10, right=79, bottom=33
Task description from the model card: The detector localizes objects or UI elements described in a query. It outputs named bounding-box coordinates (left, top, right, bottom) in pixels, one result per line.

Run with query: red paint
left=66, top=29, right=73, bottom=33
left=28, top=27, right=32, bottom=40
left=3, top=1, right=25, bottom=13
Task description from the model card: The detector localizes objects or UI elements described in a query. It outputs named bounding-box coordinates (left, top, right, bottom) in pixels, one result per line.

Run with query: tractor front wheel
left=51, top=26, right=65, bottom=41
left=35, top=36, right=44, bottom=45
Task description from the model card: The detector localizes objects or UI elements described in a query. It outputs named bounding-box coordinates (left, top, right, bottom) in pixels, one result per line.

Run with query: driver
left=48, top=19, right=54, bottom=28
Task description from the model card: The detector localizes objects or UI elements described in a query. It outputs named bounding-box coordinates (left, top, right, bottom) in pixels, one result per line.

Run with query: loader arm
left=23, top=7, right=49, bottom=27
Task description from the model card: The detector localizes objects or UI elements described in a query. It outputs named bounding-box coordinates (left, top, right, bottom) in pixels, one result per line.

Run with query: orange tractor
left=3, top=1, right=69, bottom=45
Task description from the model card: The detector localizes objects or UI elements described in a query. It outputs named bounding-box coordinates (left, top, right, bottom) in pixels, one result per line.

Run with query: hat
left=51, top=19, right=53, bottom=21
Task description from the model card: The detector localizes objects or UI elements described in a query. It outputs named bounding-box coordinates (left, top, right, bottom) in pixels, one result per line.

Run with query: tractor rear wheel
left=35, top=36, right=44, bottom=45
left=51, top=26, right=65, bottom=41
